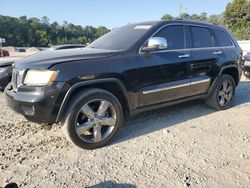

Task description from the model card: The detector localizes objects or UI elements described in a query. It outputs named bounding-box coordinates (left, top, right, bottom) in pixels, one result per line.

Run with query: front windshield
left=87, top=23, right=154, bottom=50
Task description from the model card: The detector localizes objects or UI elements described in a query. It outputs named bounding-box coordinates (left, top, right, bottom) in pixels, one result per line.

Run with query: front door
left=136, top=25, right=193, bottom=107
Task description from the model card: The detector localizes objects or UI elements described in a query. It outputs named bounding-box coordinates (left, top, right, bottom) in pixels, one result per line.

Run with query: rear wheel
left=205, top=74, right=235, bottom=110
left=62, top=88, right=123, bottom=149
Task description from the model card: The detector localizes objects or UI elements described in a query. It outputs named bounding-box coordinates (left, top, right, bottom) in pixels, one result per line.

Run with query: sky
left=0, top=0, right=232, bottom=28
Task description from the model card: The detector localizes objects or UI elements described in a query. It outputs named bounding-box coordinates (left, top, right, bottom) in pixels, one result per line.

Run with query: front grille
left=11, top=68, right=18, bottom=90
left=11, top=68, right=25, bottom=91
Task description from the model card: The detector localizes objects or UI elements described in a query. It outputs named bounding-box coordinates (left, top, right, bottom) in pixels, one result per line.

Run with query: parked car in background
left=0, top=60, right=13, bottom=91
left=0, top=49, right=10, bottom=57
left=17, top=48, right=26, bottom=52
left=5, top=20, right=242, bottom=149
left=243, top=52, right=250, bottom=78
left=49, top=44, right=86, bottom=50
left=0, top=44, right=86, bottom=91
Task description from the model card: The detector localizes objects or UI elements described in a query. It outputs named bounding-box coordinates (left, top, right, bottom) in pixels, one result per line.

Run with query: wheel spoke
left=97, top=100, right=110, bottom=116
left=100, top=117, right=116, bottom=126
left=93, top=126, right=102, bottom=142
left=224, top=94, right=230, bottom=101
left=227, top=91, right=233, bottom=101
left=81, top=104, right=95, bottom=119
left=226, top=86, right=233, bottom=93
left=222, top=81, right=228, bottom=91
left=219, top=96, right=225, bottom=106
left=76, top=121, right=94, bottom=135
left=218, top=91, right=224, bottom=97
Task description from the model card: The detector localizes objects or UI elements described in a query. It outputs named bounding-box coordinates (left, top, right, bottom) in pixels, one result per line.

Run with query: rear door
left=212, top=28, right=236, bottom=66
left=187, top=25, right=218, bottom=95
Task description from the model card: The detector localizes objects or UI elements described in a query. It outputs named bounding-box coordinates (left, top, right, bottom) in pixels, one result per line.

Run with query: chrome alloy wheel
left=75, top=99, right=117, bottom=143
left=218, top=80, right=234, bottom=107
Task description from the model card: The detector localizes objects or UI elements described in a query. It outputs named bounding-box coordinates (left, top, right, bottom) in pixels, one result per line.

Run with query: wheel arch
left=209, top=64, right=240, bottom=96
left=220, top=65, right=240, bottom=86
left=56, top=78, right=131, bottom=122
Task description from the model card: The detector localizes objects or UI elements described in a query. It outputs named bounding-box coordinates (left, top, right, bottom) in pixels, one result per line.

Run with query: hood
left=15, top=48, right=120, bottom=69
left=0, top=57, right=22, bottom=67
left=0, top=60, right=14, bottom=67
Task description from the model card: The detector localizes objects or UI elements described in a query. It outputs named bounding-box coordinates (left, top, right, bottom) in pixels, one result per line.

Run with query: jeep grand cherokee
left=5, top=20, right=242, bottom=149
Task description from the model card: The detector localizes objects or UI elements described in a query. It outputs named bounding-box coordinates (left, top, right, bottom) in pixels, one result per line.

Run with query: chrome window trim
left=139, top=23, right=235, bottom=54
left=149, top=46, right=234, bottom=54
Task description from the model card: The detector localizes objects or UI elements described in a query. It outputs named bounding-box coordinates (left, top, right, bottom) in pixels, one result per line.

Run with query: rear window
left=190, top=26, right=213, bottom=48
left=213, top=29, right=233, bottom=47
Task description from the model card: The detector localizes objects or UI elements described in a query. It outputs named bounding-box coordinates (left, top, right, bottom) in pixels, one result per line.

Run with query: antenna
left=179, top=4, right=183, bottom=18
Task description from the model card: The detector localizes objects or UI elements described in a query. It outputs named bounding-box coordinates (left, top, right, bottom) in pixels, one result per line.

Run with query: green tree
left=208, top=14, right=224, bottom=25
left=161, top=14, right=174, bottom=20
left=224, top=0, right=250, bottom=40
left=41, top=16, right=50, bottom=25
left=0, top=15, right=110, bottom=47
left=180, top=13, right=191, bottom=19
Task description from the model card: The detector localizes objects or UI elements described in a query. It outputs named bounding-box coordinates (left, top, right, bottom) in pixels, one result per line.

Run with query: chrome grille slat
left=11, top=69, right=25, bottom=91
left=12, top=68, right=18, bottom=90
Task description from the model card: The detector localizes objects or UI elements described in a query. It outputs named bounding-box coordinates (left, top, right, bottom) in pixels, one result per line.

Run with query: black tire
left=62, top=88, right=123, bottom=150
left=205, top=74, right=236, bottom=110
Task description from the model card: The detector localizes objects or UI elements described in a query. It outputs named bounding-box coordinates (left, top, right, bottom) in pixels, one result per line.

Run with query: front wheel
left=205, top=74, right=236, bottom=110
left=62, top=88, right=123, bottom=149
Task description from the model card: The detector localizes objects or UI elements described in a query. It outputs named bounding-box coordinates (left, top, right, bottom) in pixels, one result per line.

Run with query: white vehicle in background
left=243, top=52, right=250, bottom=79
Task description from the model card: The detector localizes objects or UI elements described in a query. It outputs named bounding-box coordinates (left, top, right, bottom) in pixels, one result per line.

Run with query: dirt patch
left=0, top=78, right=250, bottom=188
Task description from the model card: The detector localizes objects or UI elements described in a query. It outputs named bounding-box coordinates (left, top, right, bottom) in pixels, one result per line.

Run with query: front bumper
left=5, top=82, right=66, bottom=124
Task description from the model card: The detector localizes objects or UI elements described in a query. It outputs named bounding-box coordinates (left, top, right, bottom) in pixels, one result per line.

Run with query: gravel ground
left=0, top=78, right=250, bottom=188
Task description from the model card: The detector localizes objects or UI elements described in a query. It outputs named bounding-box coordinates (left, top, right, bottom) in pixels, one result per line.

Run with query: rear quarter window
left=190, top=26, right=213, bottom=48
left=213, top=29, right=233, bottom=47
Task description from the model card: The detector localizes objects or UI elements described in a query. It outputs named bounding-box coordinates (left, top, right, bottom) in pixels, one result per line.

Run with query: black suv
left=5, top=20, right=242, bottom=149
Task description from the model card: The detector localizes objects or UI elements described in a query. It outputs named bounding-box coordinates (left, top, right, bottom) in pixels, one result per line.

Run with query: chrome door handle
left=213, top=51, right=222, bottom=55
left=178, top=54, right=190, bottom=58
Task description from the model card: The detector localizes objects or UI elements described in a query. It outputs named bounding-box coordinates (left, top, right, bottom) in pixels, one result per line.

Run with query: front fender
left=56, top=78, right=131, bottom=122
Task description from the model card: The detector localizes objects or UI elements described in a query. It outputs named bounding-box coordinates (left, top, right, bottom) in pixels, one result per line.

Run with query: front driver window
left=154, top=25, right=185, bottom=50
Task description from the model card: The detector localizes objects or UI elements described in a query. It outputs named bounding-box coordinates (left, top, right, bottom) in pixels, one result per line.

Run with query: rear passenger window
left=213, top=30, right=233, bottom=47
left=154, top=25, right=185, bottom=50
left=190, top=26, right=213, bottom=48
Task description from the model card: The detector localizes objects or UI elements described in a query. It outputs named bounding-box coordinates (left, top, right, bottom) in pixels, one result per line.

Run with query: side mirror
left=141, top=37, right=168, bottom=52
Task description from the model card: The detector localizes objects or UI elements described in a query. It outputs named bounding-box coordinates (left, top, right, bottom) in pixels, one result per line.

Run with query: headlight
left=23, top=70, right=58, bottom=86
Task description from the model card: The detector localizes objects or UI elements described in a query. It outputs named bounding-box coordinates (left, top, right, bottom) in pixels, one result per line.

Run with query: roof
left=134, top=19, right=224, bottom=30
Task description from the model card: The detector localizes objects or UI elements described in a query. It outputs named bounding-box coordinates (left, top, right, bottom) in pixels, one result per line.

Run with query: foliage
left=161, top=0, right=250, bottom=40
left=161, top=14, right=174, bottom=21
left=1, top=0, right=250, bottom=47
left=224, top=0, right=250, bottom=40
left=162, top=12, right=225, bottom=25
left=0, top=15, right=110, bottom=47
